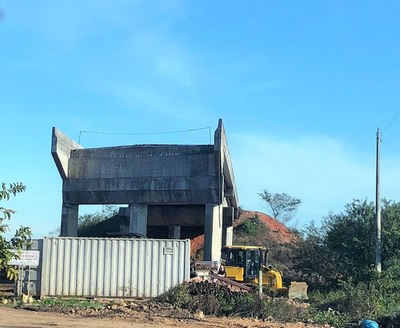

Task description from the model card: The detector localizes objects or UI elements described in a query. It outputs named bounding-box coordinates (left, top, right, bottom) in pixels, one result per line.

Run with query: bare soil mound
left=237, top=210, right=297, bottom=244
left=190, top=210, right=296, bottom=257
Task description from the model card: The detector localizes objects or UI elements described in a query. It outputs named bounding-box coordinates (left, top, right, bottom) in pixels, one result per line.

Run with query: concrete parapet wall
left=51, top=127, right=82, bottom=179
left=68, top=145, right=215, bottom=178
left=214, top=119, right=238, bottom=209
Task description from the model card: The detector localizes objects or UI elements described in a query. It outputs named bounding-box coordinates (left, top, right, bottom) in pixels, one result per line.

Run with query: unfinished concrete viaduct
left=51, top=119, right=239, bottom=260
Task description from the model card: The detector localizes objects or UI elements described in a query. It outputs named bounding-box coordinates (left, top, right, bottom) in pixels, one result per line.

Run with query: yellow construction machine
left=220, top=245, right=308, bottom=299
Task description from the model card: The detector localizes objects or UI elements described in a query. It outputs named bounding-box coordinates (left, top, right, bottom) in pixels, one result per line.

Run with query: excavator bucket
left=288, top=281, right=308, bottom=299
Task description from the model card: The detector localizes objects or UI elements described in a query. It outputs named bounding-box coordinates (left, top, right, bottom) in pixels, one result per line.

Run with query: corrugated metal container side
left=40, top=237, right=190, bottom=298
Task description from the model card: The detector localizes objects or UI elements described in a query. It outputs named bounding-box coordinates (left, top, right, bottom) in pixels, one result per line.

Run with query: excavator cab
left=221, top=246, right=264, bottom=282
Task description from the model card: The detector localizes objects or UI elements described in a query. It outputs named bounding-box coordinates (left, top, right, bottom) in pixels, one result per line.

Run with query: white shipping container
left=39, top=237, right=190, bottom=298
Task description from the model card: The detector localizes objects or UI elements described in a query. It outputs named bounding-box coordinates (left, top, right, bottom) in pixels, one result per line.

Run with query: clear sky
left=2, top=1, right=400, bottom=238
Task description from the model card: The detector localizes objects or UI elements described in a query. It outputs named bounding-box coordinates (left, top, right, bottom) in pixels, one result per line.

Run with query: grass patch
left=39, top=297, right=103, bottom=309
left=13, top=297, right=104, bottom=312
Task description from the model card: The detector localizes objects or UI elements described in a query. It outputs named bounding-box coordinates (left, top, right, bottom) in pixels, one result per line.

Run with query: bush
left=309, top=270, right=400, bottom=325
left=158, top=281, right=311, bottom=321
left=158, top=274, right=400, bottom=327
left=261, top=298, right=310, bottom=322
left=156, top=283, right=191, bottom=309
left=309, top=308, right=349, bottom=327
left=235, top=215, right=268, bottom=236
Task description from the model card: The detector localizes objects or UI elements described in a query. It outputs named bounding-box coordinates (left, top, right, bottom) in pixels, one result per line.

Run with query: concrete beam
left=60, top=203, right=78, bottom=236
left=62, top=176, right=220, bottom=205
left=147, top=205, right=205, bottom=226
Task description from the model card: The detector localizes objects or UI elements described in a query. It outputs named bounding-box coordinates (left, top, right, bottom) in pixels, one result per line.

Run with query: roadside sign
left=8, top=250, right=40, bottom=267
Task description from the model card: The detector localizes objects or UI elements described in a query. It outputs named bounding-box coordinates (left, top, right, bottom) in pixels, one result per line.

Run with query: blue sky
left=2, top=1, right=400, bottom=238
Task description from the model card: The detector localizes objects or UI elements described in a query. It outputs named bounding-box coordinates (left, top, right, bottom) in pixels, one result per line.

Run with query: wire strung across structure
left=78, top=126, right=212, bottom=145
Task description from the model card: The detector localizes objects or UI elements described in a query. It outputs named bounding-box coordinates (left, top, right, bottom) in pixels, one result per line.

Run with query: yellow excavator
left=220, top=245, right=308, bottom=299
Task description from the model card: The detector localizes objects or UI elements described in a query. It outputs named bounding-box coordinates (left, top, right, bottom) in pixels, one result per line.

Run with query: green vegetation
left=258, top=189, right=301, bottom=223
left=292, top=199, right=400, bottom=287
left=6, top=297, right=105, bottom=314
left=0, top=182, right=31, bottom=281
left=39, top=297, right=103, bottom=309
left=78, top=205, right=118, bottom=237
left=234, top=214, right=269, bottom=239
left=157, top=282, right=309, bottom=321
left=161, top=198, right=400, bottom=327
left=158, top=279, right=393, bottom=327
left=291, top=198, right=400, bottom=326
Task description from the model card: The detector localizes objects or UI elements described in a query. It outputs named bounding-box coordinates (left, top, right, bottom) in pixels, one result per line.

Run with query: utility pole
left=375, top=127, right=382, bottom=273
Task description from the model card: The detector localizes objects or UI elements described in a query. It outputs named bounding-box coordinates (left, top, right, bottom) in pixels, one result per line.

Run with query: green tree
left=258, top=189, right=301, bottom=223
left=290, top=221, right=339, bottom=286
left=292, top=198, right=400, bottom=288
left=380, top=199, right=400, bottom=263
left=324, top=200, right=375, bottom=282
left=0, top=182, right=31, bottom=280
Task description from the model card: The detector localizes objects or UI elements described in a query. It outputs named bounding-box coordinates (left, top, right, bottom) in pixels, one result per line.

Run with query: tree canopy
left=0, top=182, right=31, bottom=280
left=292, top=198, right=400, bottom=287
left=258, top=189, right=301, bottom=223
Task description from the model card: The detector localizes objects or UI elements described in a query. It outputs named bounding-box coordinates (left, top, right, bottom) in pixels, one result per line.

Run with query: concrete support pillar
left=203, top=203, right=223, bottom=261
left=223, top=226, right=233, bottom=246
left=129, top=204, right=148, bottom=237
left=168, top=225, right=181, bottom=239
left=60, top=203, right=79, bottom=237
left=222, top=206, right=234, bottom=247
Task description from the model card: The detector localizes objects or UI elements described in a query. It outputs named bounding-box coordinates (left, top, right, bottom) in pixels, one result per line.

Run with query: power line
left=381, top=110, right=400, bottom=136
left=78, top=126, right=212, bottom=144
left=381, top=140, right=400, bottom=155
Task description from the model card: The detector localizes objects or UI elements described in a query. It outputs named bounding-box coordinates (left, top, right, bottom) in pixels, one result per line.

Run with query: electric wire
left=78, top=126, right=212, bottom=144
left=381, top=110, right=400, bottom=136
left=381, top=140, right=400, bottom=155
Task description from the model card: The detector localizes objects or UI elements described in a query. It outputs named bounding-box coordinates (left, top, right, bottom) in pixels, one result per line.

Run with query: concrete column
left=223, top=226, right=233, bottom=246
left=222, top=206, right=234, bottom=247
left=203, top=203, right=223, bottom=261
left=168, top=225, right=181, bottom=239
left=129, top=204, right=148, bottom=237
left=60, top=203, right=79, bottom=237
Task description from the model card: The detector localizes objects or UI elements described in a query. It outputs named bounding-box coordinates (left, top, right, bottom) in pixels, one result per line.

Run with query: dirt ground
left=0, top=278, right=327, bottom=328
left=0, top=305, right=329, bottom=328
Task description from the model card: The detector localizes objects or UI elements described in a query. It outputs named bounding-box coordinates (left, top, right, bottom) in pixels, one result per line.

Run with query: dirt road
left=0, top=305, right=327, bottom=328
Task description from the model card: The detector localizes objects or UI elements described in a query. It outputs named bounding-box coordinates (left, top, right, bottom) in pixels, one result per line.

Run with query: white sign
left=8, top=250, right=40, bottom=267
